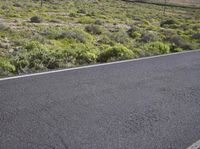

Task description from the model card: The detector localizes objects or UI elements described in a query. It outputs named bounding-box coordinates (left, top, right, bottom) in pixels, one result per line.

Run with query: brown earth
left=129, top=0, right=200, bottom=7
left=167, top=0, right=200, bottom=6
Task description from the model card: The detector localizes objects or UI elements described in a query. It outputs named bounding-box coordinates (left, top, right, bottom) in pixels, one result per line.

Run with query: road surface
left=1, top=51, right=200, bottom=149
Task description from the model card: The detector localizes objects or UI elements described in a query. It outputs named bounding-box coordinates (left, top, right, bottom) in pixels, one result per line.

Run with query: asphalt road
left=1, top=51, right=200, bottom=149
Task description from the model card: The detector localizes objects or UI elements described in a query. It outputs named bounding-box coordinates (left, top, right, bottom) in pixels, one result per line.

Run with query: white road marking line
left=0, top=49, right=200, bottom=81
left=186, top=139, right=200, bottom=149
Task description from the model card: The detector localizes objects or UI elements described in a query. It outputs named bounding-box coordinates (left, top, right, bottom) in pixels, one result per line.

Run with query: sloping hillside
left=0, top=0, right=200, bottom=76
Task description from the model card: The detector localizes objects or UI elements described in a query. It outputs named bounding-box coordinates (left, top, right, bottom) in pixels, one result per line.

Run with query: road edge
left=0, top=49, right=200, bottom=81
left=186, top=139, right=200, bottom=149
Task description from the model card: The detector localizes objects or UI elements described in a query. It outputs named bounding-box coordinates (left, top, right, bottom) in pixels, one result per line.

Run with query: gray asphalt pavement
left=1, top=51, right=200, bottom=149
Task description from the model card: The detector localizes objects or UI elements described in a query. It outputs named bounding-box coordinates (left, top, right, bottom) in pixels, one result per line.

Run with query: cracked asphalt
left=1, top=51, right=200, bottom=149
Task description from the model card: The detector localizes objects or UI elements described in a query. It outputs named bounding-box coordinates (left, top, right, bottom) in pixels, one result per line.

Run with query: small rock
left=8, top=49, right=14, bottom=53
left=0, top=43, right=10, bottom=49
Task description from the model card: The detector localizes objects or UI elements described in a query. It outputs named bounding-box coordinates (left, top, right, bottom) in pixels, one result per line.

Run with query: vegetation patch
left=30, top=16, right=43, bottom=23
left=143, top=41, right=170, bottom=56
left=85, top=25, right=102, bottom=35
left=0, top=0, right=199, bottom=77
left=56, top=29, right=92, bottom=43
left=98, top=45, right=135, bottom=62
left=160, top=19, right=178, bottom=27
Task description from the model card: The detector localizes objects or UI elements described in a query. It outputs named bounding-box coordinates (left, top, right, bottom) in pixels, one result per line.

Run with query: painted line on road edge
left=186, top=139, right=200, bottom=149
left=0, top=49, right=200, bottom=81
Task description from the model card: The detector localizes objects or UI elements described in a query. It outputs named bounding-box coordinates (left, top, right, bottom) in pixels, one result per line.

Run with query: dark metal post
left=164, top=0, right=167, bottom=15
left=41, top=0, right=43, bottom=7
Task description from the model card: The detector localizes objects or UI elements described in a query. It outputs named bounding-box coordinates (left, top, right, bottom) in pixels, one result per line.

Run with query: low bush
left=0, top=57, right=15, bottom=76
left=110, top=30, right=130, bottom=44
left=56, top=29, right=92, bottom=43
left=94, top=20, right=104, bottom=25
left=170, top=46, right=183, bottom=53
left=25, top=40, right=43, bottom=51
left=1, top=5, right=9, bottom=10
left=12, top=41, right=69, bottom=73
left=140, top=31, right=158, bottom=43
left=69, top=13, right=77, bottom=17
left=86, top=12, right=96, bottom=17
left=160, top=29, right=177, bottom=39
left=76, top=50, right=97, bottom=65
left=77, top=9, right=87, bottom=14
left=132, top=48, right=143, bottom=57
left=66, top=43, right=98, bottom=65
left=85, top=25, right=102, bottom=35
left=78, top=16, right=94, bottom=24
left=192, top=25, right=200, bottom=31
left=127, top=26, right=141, bottom=39
left=160, top=19, right=177, bottom=27
left=98, top=45, right=134, bottom=62
left=143, top=41, right=170, bottom=56
left=167, top=36, right=193, bottom=50
left=12, top=41, right=99, bottom=73
left=30, top=16, right=43, bottom=23
left=40, top=27, right=61, bottom=39
left=97, top=35, right=114, bottom=45
left=192, top=33, right=200, bottom=40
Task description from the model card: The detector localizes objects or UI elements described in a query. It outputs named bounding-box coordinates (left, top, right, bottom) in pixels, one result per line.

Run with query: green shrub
left=94, top=20, right=104, bottom=25
left=131, top=32, right=141, bottom=39
left=1, top=5, right=9, bottom=10
left=143, top=20, right=150, bottom=25
left=85, top=25, right=102, bottom=35
left=12, top=40, right=98, bottom=72
left=30, top=16, right=43, bottom=23
left=160, top=29, right=177, bottom=39
left=25, top=41, right=43, bottom=51
left=69, top=13, right=77, bottom=17
left=170, top=47, right=183, bottom=53
left=66, top=43, right=98, bottom=65
left=78, top=16, right=94, bottom=24
left=12, top=42, right=47, bottom=73
left=0, top=57, right=16, bottom=76
left=160, top=19, right=177, bottom=27
left=143, top=41, right=170, bottom=56
left=110, top=30, right=130, bottom=44
left=192, top=33, right=200, bottom=40
left=56, top=29, right=92, bottom=43
left=31, top=34, right=48, bottom=44
left=76, top=50, right=97, bottom=65
left=40, top=27, right=61, bottom=39
left=127, top=26, right=141, bottom=39
left=77, top=9, right=87, bottom=14
left=167, top=36, right=193, bottom=50
left=44, top=49, right=75, bottom=69
left=11, top=41, right=69, bottom=73
left=86, top=11, right=96, bottom=17
left=132, top=48, right=143, bottom=57
left=98, top=45, right=134, bottom=62
left=192, top=25, right=200, bottom=31
left=140, top=31, right=159, bottom=43
left=97, top=35, right=114, bottom=45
